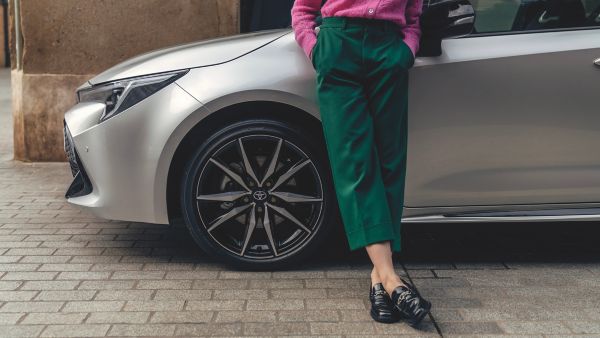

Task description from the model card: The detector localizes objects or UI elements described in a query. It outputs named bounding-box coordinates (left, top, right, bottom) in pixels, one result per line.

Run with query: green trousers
left=311, top=16, right=414, bottom=253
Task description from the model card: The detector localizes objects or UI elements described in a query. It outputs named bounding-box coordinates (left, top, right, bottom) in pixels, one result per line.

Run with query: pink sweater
left=291, top=0, right=423, bottom=61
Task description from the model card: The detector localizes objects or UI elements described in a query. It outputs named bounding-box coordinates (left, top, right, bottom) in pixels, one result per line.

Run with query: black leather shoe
left=369, top=282, right=401, bottom=323
left=390, top=278, right=431, bottom=328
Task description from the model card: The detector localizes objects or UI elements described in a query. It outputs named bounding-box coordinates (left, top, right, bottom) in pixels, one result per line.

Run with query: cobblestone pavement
left=2, top=68, right=600, bottom=337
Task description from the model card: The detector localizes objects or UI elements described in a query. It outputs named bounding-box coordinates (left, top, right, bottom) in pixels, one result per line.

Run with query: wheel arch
left=165, top=100, right=325, bottom=225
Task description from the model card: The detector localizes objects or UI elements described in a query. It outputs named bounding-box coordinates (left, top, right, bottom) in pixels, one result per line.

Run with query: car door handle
left=595, top=58, right=600, bottom=67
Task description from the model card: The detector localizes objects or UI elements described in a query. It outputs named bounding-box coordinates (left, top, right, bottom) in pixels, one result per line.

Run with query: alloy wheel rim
left=194, top=134, right=324, bottom=260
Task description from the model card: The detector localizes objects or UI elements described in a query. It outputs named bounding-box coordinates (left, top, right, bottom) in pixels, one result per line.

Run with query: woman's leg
left=314, top=19, right=400, bottom=253
left=366, top=241, right=406, bottom=294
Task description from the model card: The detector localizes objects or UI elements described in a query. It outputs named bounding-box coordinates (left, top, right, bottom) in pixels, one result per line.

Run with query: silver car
left=63, top=0, right=600, bottom=268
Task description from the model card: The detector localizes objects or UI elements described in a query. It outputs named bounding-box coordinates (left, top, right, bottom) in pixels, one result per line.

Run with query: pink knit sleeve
left=291, top=0, right=322, bottom=60
left=401, top=0, right=423, bottom=58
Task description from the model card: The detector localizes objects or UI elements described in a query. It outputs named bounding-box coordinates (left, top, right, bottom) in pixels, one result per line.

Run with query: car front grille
left=63, top=120, right=93, bottom=198
left=63, top=122, right=80, bottom=177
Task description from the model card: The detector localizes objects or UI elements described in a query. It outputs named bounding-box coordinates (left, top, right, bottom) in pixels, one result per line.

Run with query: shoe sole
left=369, top=307, right=401, bottom=324
left=405, top=300, right=432, bottom=328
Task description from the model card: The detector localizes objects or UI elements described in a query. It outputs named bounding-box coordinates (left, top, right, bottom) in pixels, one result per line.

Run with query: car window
left=469, top=0, right=600, bottom=33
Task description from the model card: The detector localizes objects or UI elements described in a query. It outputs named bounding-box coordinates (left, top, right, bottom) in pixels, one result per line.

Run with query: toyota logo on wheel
left=253, top=191, right=267, bottom=201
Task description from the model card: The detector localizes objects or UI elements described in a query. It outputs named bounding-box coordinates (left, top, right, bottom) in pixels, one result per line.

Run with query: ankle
left=370, top=267, right=381, bottom=287
left=381, top=274, right=404, bottom=294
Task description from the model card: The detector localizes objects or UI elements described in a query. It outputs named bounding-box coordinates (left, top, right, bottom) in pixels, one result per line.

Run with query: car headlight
left=77, top=70, right=188, bottom=122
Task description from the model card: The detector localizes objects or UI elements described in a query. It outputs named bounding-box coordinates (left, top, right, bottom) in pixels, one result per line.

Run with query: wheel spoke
left=238, top=138, right=260, bottom=186
left=207, top=203, right=252, bottom=232
left=240, top=203, right=257, bottom=256
left=269, top=159, right=311, bottom=192
left=196, top=191, right=249, bottom=202
left=266, top=202, right=312, bottom=234
left=270, top=191, right=322, bottom=203
left=260, top=138, right=283, bottom=186
left=209, top=158, right=250, bottom=192
left=263, top=205, right=278, bottom=256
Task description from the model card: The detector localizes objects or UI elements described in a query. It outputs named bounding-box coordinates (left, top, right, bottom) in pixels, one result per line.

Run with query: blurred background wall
left=1, top=0, right=7, bottom=67
left=7, top=0, right=294, bottom=162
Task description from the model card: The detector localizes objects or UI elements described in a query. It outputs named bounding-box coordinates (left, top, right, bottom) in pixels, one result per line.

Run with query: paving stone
left=56, top=271, right=111, bottom=280
left=38, top=263, right=92, bottom=271
left=154, top=289, right=212, bottom=300
left=35, top=290, right=95, bottom=301
left=151, top=311, right=214, bottom=323
left=0, top=291, right=37, bottom=301
left=338, top=309, right=372, bottom=322
left=562, top=321, right=600, bottom=335
left=186, top=300, right=245, bottom=311
left=310, top=322, right=376, bottom=335
left=90, top=263, right=143, bottom=271
left=0, top=281, right=23, bottom=291
left=165, top=270, right=219, bottom=279
left=40, top=324, right=110, bottom=337
left=137, top=280, right=192, bottom=289
left=62, top=301, right=124, bottom=312
left=123, top=300, right=184, bottom=312
left=244, top=322, right=310, bottom=335
left=304, top=278, right=364, bottom=289
left=248, top=278, right=304, bottom=289
left=193, top=279, right=247, bottom=289
left=374, top=320, right=438, bottom=335
left=0, top=256, right=22, bottom=263
left=215, top=310, right=276, bottom=323
left=1, top=272, right=58, bottom=280
left=247, top=299, right=304, bottom=311
left=95, top=290, right=153, bottom=301
left=262, top=270, right=322, bottom=279
left=213, top=289, right=267, bottom=300
left=175, top=323, right=241, bottom=336
left=108, top=323, right=176, bottom=336
left=21, top=312, right=87, bottom=324
left=0, top=313, right=24, bottom=324
left=438, top=321, right=505, bottom=335
left=142, top=263, right=195, bottom=270
left=87, top=311, right=150, bottom=324
left=0, top=325, right=45, bottom=337
left=0, top=302, right=64, bottom=313
left=498, top=321, right=572, bottom=334
left=306, top=298, right=366, bottom=310
left=78, top=280, right=135, bottom=290
left=278, top=309, right=340, bottom=322
left=19, top=256, right=71, bottom=263
left=0, top=263, right=40, bottom=272
left=219, top=271, right=272, bottom=279
left=109, top=271, right=166, bottom=280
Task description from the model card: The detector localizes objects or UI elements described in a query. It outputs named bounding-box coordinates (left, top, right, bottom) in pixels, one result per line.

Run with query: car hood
left=89, top=28, right=291, bottom=85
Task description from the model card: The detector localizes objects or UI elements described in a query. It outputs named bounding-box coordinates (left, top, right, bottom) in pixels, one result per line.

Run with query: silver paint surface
left=64, top=27, right=600, bottom=224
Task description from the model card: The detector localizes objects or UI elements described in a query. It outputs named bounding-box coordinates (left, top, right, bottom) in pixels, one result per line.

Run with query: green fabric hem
left=345, top=221, right=401, bottom=253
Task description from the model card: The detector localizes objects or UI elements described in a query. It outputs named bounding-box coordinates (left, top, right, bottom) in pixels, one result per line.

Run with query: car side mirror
left=417, top=0, right=475, bottom=57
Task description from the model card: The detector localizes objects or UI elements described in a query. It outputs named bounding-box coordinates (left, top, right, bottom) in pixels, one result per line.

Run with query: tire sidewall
left=180, top=119, right=336, bottom=270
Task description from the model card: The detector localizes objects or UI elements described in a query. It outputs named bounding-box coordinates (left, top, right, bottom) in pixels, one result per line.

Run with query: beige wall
left=10, top=0, right=240, bottom=161
left=0, top=4, right=5, bottom=67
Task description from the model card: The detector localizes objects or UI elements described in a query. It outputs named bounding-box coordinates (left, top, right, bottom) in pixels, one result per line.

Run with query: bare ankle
left=370, top=267, right=382, bottom=287
left=381, top=274, right=404, bottom=294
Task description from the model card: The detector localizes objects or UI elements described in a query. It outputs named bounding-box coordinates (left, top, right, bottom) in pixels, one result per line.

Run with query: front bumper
left=63, top=121, right=93, bottom=198
left=62, top=82, right=204, bottom=224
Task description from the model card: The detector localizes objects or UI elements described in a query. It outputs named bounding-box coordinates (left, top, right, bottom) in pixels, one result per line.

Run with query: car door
left=405, top=0, right=600, bottom=209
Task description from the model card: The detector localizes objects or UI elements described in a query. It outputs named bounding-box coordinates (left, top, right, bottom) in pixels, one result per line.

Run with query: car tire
left=181, top=119, right=336, bottom=270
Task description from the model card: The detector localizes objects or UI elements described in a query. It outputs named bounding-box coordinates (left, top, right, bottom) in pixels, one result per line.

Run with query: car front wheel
left=181, top=119, right=336, bottom=269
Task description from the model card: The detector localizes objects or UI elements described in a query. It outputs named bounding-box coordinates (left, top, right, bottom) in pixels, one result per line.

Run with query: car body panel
left=63, top=26, right=600, bottom=225
left=89, top=29, right=290, bottom=85
left=65, top=83, right=204, bottom=224
left=176, top=31, right=320, bottom=120
left=406, top=29, right=600, bottom=208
